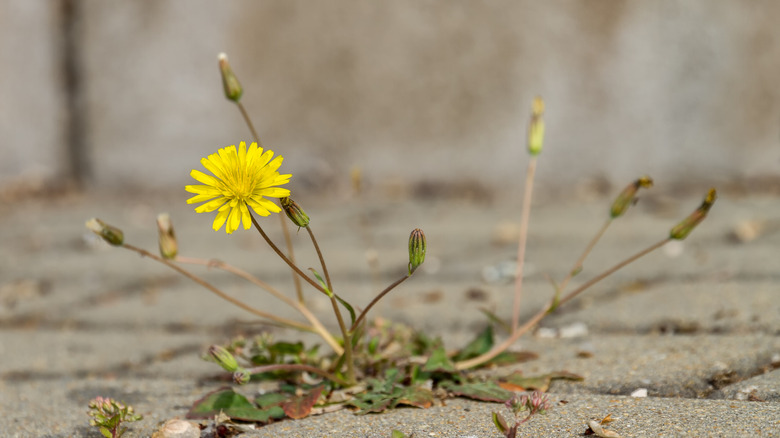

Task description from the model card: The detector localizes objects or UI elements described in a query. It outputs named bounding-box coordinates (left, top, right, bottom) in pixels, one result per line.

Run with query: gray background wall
left=2, top=1, right=779, bottom=198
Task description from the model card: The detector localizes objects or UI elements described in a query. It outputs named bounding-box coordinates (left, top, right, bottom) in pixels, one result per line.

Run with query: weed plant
left=86, top=53, right=716, bottom=428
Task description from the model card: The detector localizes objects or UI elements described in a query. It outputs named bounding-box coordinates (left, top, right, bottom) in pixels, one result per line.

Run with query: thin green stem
left=121, top=244, right=311, bottom=332
left=350, top=274, right=410, bottom=333
left=306, top=226, right=333, bottom=292
left=236, top=101, right=261, bottom=148
left=303, top=225, right=354, bottom=382
left=556, top=218, right=612, bottom=294
left=249, top=214, right=330, bottom=297
left=329, top=294, right=356, bottom=385
left=243, top=363, right=350, bottom=387
left=233, top=100, right=302, bottom=305
left=556, top=237, right=669, bottom=308
left=174, top=256, right=342, bottom=354
left=280, top=214, right=305, bottom=304
left=511, top=156, right=538, bottom=332
left=456, top=237, right=669, bottom=370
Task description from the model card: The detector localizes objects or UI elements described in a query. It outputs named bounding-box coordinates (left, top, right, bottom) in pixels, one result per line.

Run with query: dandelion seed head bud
left=156, top=213, right=178, bottom=259
left=281, top=197, right=310, bottom=228
left=218, top=53, right=243, bottom=102
left=208, top=345, right=239, bottom=372
left=408, top=228, right=426, bottom=275
left=85, top=218, right=124, bottom=246
left=528, top=96, right=545, bottom=156
left=610, top=176, right=654, bottom=218
left=233, top=368, right=251, bottom=385
left=670, top=188, right=717, bottom=240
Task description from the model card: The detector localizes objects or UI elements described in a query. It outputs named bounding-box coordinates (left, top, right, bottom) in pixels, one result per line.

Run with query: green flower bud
left=85, top=218, right=124, bottom=246
left=233, top=368, right=251, bottom=385
left=408, top=228, right=426, bottom=275
left=670, top=188, right=717, bottom=240
left=527, top=96, right=545, bottom=156
left=208, top=345, right=239, bottom=372
left=280, top=197, right=310, bottom=228
left=610, top=176, right=654, bottom=218
left=218, top=53, right=243, bottom=102
left=156, top=213, right=178, bottom=259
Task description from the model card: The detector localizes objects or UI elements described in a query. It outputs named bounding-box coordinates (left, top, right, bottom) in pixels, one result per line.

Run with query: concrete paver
left=1, top=190, right=778, bottom=437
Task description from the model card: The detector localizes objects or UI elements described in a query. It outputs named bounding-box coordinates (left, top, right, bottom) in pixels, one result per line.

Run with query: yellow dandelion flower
left=186, top=142, right=291, bottom=234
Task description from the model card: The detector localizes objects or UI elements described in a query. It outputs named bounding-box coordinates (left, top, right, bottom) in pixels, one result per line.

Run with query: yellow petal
left=213, top=208, right=229, bottom=231
left=194, top=197, right=227, bottom=213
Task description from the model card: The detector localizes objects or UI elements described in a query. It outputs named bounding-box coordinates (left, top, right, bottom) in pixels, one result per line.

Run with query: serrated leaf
left=443, top=381, right=514, bottom=402
left=422, top=346, right=456, bottom=373
left=186, top=387, right=285, bottom=422
left=453, top=325, right=494, bottom=361
left=395, top=386, right=434, bottom=409
left=281, top=385, right=324, bottom=419
left=348, top=392, right=397, bottom=414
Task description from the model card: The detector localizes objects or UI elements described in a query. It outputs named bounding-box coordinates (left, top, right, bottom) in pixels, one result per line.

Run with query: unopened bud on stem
left=218, top=53, right=243, bottom=102
left=156, top=213, right=178, bottom=259
left=670, top=188, right=717, bottom=240
left=233, top=368, right=251, bottom=385
left=281, top=197, right=310, bottom=228
left=208, top=345, right=239, bottom=372
left=408, top=228, right=426, bottom=275
left=527, top=96, right=545, bottom=156
left=85, top=218, right=124, bottom=246
left=610, top=176, right=654, bottom=218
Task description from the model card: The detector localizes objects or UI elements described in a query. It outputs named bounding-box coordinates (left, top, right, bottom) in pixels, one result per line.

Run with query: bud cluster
left=87, top=396, right=142, bottom=437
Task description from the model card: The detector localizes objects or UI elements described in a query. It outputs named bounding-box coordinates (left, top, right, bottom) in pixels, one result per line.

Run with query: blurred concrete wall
left=2, top=0, right=779, bottom=197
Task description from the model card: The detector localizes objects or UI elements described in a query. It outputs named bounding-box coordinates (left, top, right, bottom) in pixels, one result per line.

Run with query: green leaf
left=453, top=325, right=494, bottom=361
left=281, top=385, right=324, bottom=420
left=395, top=386, right=434, bottom=409
left=334, top=293, right=356, bottom=326
left=309, top=269, right=332, bottom=296
left=391, top=430, right=410, bottom=438
left=422, top=346, right=457, bottom=373
left=348, top=392, right=397, bottom=414
left=442, top=381, right=514, bottom=402
left=255, top=392, right=287, bottom=408
left=479, top=308, right=512, bottom=334
left=186, top=387, right=285, bottom=422
left=99, top=427, right=112, bottom=438
left=492, top=412, right=508, bottom=434
left=268, top=341, right=304, bottom=357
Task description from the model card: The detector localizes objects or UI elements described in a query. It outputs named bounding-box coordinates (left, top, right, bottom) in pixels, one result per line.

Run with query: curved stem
left=350, top=274, right=410, bottom=333
left=174, top=256, right=342, bottom=354
left=511, top=156, right=538, bottom=332
left=306, top=226, right=333, bottom=292
left=243, top=363, right=350, bottom=387
left=280, top=215, right=305, bottom=304
left=456, top=237, right=670, bottom=370
left=121, top=244, right=311, bottom=332
left=249, top=214, right=330, bottom=297
left=236, top=101, right=261, bottom=148
left=329, top=294, right=356, bottom=385
left=557, top=219, right=612, bottom=294
left=233, top=100, right=303, bottom=304
left=304, top=226, right=354, bottom=383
